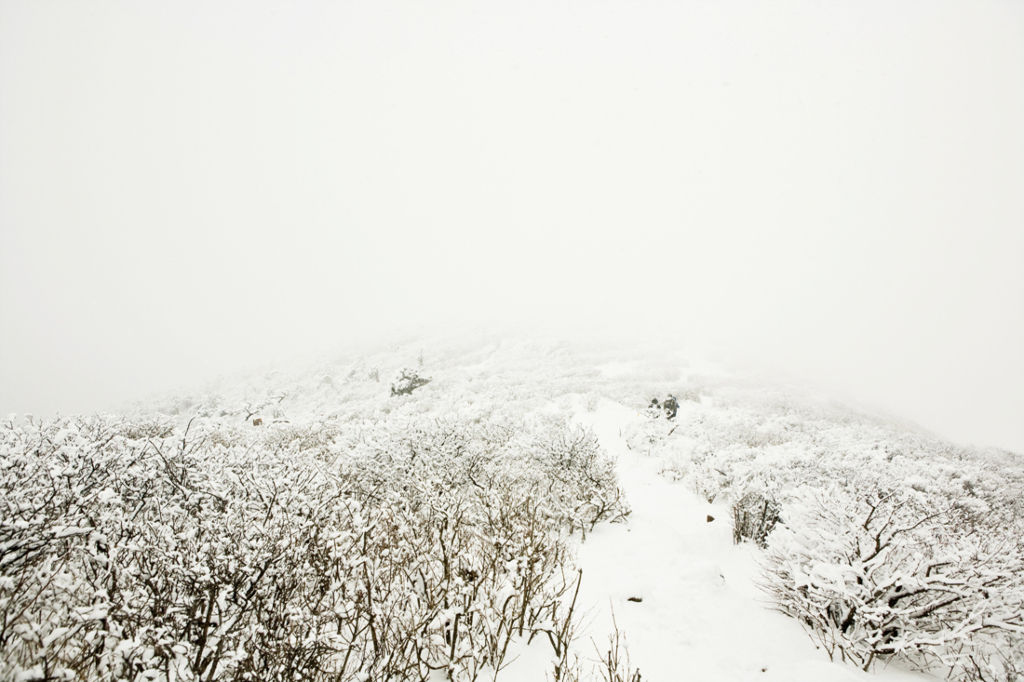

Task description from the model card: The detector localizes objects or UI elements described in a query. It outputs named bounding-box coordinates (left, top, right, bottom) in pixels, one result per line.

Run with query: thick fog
left=1, top=1, right=1022, bottom=452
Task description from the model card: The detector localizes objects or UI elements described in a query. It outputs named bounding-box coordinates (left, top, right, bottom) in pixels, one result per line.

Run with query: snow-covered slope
left=5, top=334, right=1020, bottom=681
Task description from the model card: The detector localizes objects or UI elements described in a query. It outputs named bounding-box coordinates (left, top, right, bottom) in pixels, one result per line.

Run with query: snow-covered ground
left=5, top=335, right=1019, bottom=681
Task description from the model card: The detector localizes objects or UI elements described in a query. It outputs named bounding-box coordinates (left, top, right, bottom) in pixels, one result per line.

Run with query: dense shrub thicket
left=627, top=389, right=1024, bottom=681
left=0, top=408, right=628, bottom=682
left=764, top=484, right=1023, bottom=679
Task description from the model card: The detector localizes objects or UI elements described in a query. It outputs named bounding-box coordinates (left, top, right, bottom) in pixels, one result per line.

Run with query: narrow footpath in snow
left=568, top=399, right=940, bottom=682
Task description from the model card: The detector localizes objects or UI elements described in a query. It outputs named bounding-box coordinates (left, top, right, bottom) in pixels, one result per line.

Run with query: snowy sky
left=1, top=0, right=1022, bottom=452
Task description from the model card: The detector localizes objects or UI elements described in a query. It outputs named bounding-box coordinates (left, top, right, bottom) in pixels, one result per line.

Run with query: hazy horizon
left=2, top=0, right=1022, bottom=452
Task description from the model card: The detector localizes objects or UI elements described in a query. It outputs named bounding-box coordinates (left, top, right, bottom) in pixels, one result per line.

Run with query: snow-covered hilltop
left=2, top=335, right=1021, bottom=682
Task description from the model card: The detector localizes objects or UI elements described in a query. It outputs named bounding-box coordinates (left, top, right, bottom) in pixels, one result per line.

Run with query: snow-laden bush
left=731, top=491, right=780, bottom=548
left=391, top=368, right=432, bottom=397
left=0, top=411, right=628, bottom=682
left=762, top=484, right=1024, bottom=678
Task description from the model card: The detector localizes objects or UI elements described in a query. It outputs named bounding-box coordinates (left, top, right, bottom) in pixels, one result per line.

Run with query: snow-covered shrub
left=687, top=455, right=730, bottom=503
left=0, top=407, right=627, bottom=682
left=958, top=636, right=1024, bottom=682
left=592, top=610, right=643, bottom=682
left=622, top=416, right=677, bottom=458
left=762, top=485, right=1024, bottom=677
left=731, top=491, right=780, bottom=548
left=391, top=368, right=432, bottom=397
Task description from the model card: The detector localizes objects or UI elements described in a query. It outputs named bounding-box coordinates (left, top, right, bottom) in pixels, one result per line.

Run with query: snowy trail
left=569, top=399, right=938, bottom=682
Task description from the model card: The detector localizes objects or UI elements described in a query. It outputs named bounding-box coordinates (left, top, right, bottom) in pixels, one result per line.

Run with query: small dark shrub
left=732, top=491, right=780, bottom=547
left=390, top=368, right=431, bottom=396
